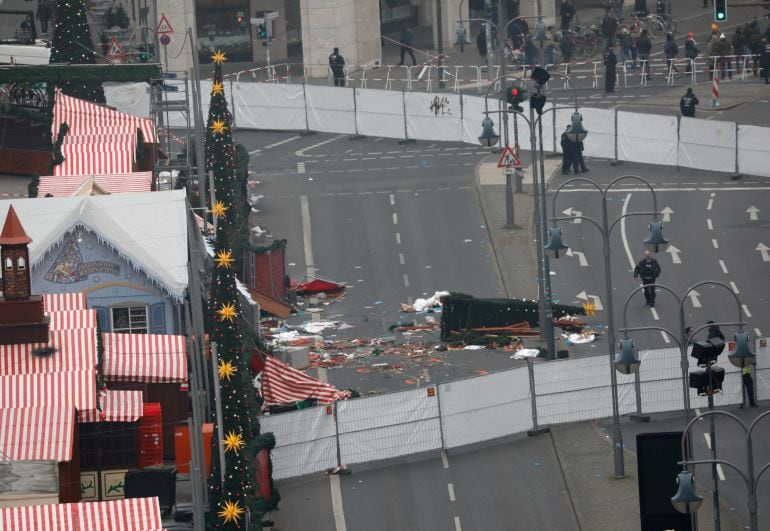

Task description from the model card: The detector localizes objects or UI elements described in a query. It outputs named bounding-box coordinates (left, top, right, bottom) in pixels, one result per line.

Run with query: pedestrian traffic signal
left=506, top=85, right=527, bottom=112
left=236, top=13, right=244, bottom=25
left=257, top=23, right=267, bottom=39
left=714, top=0, right=727, bottom=21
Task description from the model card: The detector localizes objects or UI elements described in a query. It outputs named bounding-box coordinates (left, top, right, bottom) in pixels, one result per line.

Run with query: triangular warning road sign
left=497, top=145, right=522, bottom=169
left=106, top=37, right=124, bottom=59
left=156, top=14, right=173, bottom=34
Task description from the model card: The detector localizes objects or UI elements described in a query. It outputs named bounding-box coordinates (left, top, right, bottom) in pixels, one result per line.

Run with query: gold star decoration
left=218, top=499, right=244, bottom=525
left=582, top=301, right=596, bottom=316
left=211, top=200, right=228, bottom=218
left=222, top=430, right=246, bottom=453
left=218, top=359, right=237, bottom=381
left=211, top=49, right=228, bottom=65
left=214, top=249, right=234, bottom=269
left=217, top=302, right=238, bottom=322
left=211, top=81, right=224, bottom=96
left=210, top=119, right=227, bottom=135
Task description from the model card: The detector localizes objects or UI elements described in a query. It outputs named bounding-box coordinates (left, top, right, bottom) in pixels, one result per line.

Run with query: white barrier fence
left=106, top=82, right=770, bottom=177
left=262, top=339, right=770, bottom=480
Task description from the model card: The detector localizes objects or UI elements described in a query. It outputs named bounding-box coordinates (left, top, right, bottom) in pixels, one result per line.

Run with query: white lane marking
left=300, top=196, right=315, bottom=276
left=343, top=158, right=356, bottom=161
left=730, top=281, right=739, bottom=294
left=403, top=274, right=410, bottom=287
left=399, top=253, right=405, bottom=265
left=381, top=156, right=396, bottom=159
left=367, top=152, right=383, bottom=155
left=448, top=483, right=456, bottom=502
left=389, top=194, right=395, bottom=205
left=707, top=192, right=715, bottom=210
left=329, top=474, right=348, bottom=531
left=695, top=408, right=702, bottom=417
left=651, top=307, right=660, bottom=320
left=395, top=233, right=401, bottom=244
left=620, top=193, right=635, bottom=268
left=719, top=260, right=728, bottom=274
left=454, top=516, right=462, bottom=531
left=248, top=148, right=262, bottom=155
left=264, top=135, right=300, bottom=150
left=755, top=328, right=763, bottom=337
left=661, top=331, right=670, bottom=343
left=441, top=451, right=450, bottom=469
left=347, top=169, right=362, bottom=172
left=704, top=433, right=711, bottom=449
left=717, top=464, right=726, bottom=481
left=297, top=162, right=306, bottom=174
left=422, top=367, right=431, bottom=383
left=295, top=134, right=344, bottom=156
left=712, top=239, right=719, bottom=249
left=707, top=219, right=713, bottom=230
left=743, top=305, right=753, bottom=318
left=362, top=157, right=377, bottom=161
left=374, top=138, right=384, bottom=142
left=392, top=213, right=398, bottom=225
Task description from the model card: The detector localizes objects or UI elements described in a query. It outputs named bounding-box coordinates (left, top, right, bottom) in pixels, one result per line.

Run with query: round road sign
left=160, top=34, right=171, bottom=46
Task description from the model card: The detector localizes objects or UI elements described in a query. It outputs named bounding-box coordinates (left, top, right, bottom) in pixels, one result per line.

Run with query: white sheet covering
left=404, top=92, right=463, bottom=142
left=355, top=89, right=406, bottom=139
left=234, top=83, right=307, bottom=131
left=617, top=111, right=678, bottom=166
left=305, top=85, right=356, bottom=134
left=678, top=117, right=736, bottom=172
left=737, top=125, right=770, bottom=177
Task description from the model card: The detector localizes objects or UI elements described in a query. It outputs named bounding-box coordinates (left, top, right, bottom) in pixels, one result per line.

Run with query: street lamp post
left=545, top=175, right=669, bottom=479
left=620, top=280, right=750, bottom=530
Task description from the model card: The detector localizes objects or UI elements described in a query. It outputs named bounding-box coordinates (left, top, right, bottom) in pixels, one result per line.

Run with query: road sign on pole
left=106, top=37, right=124, bottom=64
left=497, top=144, right=523, bottom=169
left=157, top=14, right=173, bottom=34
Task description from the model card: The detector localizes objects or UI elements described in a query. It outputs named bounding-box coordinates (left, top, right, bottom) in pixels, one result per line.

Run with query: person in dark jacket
left=477, top=29, right=488, bottom=66
left=636, top=29, right=652, bottom=75
left=706, top=321, right=725, bottom=341
left=560, top=0, right=576, bottom=31
left=398, top=26, right=416, bottom=66
left=329, top=47, right=346, bottom=87
left=680, top=87, right=699, bottom=117
left=600, top=9, right=618, bottom=48
left=560, top=126, right=574, bottom=174
left=633, top=250, right=661, bottom=306
left=604, top=45, right=618, bottom=92
left=761, top=37, right=770, bottom=83
left=684, top=32, right=699, bottom=74
left=20, top=14, right=36, bottom=41
left=36, top=0, right=51, bottom=35
left=574, top=138, right=588, bottom=173
left=664, top=32, right=679, bottom=75
left=560, top=30, right=575, bottom=62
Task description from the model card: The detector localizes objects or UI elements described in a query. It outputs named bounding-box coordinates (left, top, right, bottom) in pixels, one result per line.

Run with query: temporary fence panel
left=737, top=125, right=770, bottom=177
left=580, top=107, right=616, bottom=160
left=678, top=117, right=736, bottom=173
left=305, top=85, right=356, bottom=135
left=234, top=83, right=307, bottom=131
left=404, top=92, right=463, bottom=142
left=637, top=347, right=687, bottom=414
left=756, top=338, right=770, bottom=402
left=539, top=102, right=557, bottom=153
left=104, top=83, right=151, bottom=118
left=438, top=367, right=532, bottom=449
left=460, top=94, right=488, bottom=146
left=617, top=111, right=678, bottom=166
left=337, top=388, right=441, bottom=465
left=355, top=88, right=407, bottom=140
left=260, top=405, right=338, bottom=480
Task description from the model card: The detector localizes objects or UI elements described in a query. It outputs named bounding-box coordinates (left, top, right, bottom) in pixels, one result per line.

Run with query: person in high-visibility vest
left=741, top=363, right=758, bottom=408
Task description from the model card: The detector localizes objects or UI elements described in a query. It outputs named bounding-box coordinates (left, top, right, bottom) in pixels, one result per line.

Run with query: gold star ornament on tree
left=582, top=301, right=596, bottom=316
left=211, top=200, right=228, bottom=218
left=214, top=249, right=234, bottom=269
left=218, top=499, right=244, bottom=525
left=223, top=430, right=246, bottom=453
left=217, top=302, right=238, bottom=322
left=211, top=49, right=227, bottom=65
left=211, top=81, right=224, bottom=96
left=210, top=119, right=227, bottom=135
left=218, top=359, right=237, bottom=381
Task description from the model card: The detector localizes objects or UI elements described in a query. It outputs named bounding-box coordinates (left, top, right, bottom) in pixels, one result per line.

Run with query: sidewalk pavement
left=475, top=150, right=743, bottom=530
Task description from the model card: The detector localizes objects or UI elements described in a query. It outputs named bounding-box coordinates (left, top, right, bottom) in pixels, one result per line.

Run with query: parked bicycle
left=571, top=25, right=601, bottom=59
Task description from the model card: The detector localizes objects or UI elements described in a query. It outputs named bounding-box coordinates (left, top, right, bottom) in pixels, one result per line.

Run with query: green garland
left=51, top=122, right=68, bottom=166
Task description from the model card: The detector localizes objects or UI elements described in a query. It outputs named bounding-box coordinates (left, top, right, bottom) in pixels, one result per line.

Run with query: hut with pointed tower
left=0, top=205, right=49, bottom=345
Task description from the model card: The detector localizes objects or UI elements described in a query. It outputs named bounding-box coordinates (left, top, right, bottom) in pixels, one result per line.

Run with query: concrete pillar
left=300, top=0, right=382, bottom=79
left=430, top=0, right=468, bottom=51
left=154, top=1, right=196, bottom=74
left=250, top=0, right=288, bottom=64
left=518, top=0, right=557, bottom=26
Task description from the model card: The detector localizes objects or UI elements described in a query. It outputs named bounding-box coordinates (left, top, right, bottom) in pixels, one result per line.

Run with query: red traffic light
left=511, top=88, right=519, bottom=96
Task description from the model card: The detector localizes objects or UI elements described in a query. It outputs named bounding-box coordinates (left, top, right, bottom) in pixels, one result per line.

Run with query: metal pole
left=437, top=0, right=445, bottom=89
left=513, top=114, right=522, bottom=192
left=334, top=401, right=343, bottom=468
left=527, top=358, right=539, bottom=429
left=188, top=29, right=208, bottom=214
left=707, top=365, right=722, bottom=531
left=528, top=104, right=548, bottom=357
left=503, top=107, right=514, bottom=226
left=210, top=343, right=226, bottom=488
left=536, top=112, right=555, bottom=358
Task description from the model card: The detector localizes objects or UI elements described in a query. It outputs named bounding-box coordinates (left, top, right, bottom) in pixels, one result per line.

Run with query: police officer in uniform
left=329, top=47, right=346, bottom=87
left=633, top=250, right=661, bottom=307
left=761, top=37, right=770, bottom=84
left=604, top=45, right=618, bottom=92
left=679, top=87, right=699, bottom=117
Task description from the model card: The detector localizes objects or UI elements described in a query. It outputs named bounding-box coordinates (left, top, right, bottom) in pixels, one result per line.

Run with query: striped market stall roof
left=56, top=144, right=135, bottom=176
left=261, top=355, right=351, bottom=406
left=0, top=370, right=97, bottom=411
left=0, top=496, right=163, bottom=531
left=43, top=293, right=87, bottom=312
left=0, top=406, right=75, bottom=461
left=102, top=332, right=187, bottom=383
left=80, top=390, right=144, bottom=423
left=37, top=172, right=153, bottom=198
left=46, top=309, right=97, bottom=331
left=0, top=329, right=97, bottom=375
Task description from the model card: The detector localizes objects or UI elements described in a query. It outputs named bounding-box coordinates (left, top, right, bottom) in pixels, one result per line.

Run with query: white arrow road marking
left=566, top=248, right=588, bottom=266
left=687, top=290, right=702, bottom=308
left=666, top=244, right=682, bottom=264
left=757, top=243, right=770, bottom=261
left=576, top=291, right=603, bottom=311
left=562, top=206, right=583, bottom=223
left=747, top=206, right=759, bottom=221
left=660, top=206, right=674, bottom=222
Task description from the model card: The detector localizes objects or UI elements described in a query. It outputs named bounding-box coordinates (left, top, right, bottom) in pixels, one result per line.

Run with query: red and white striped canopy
left=46, top=309, right=97, bottom=331
left=0, top=406, right=75, bottom=461
left=261, top=355, right=351, bottom=406
left=0, top=496, right=163, bottom=531
left=0, top=329, right=98, bottom=375
left=56, top=145, right=135, bottom=176
left=43, top=293, right=87, bottom=312
left=37, top=172, right=153, bottom=198
left=0, top=370, right=97, bottom=411
left=80, top=389, right=144, bottom=423
left=102, top=332, right=187, bottom=383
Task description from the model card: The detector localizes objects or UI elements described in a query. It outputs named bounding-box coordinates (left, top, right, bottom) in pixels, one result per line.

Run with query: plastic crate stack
left=138, top=402, right=163, bottom=468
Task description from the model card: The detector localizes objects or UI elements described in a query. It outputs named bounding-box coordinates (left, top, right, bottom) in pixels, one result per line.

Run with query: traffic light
left=236, top=13, right=244, bottom=25
left=714, top=0, right=727, bottom=21
left=257, top=23, right=266, bottom=39
left=506, top=84, right=527, bottom=112
left=690, top=337, right=725, bottom=366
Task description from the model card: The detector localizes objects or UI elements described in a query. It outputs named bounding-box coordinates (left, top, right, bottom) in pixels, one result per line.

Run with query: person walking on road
left=398, top=26, right=417, bottom=66
left=684, top=32, right=699, bottom=75
left=329, top=47, right=346, bottom=87
left=664, top=32, right=679, bottom=76
left=560, top=125, right=575, bottom=174
left=636, top=28, right=652, bottom=76
left=603, top=44, right=618, bottom=92
left=634, top=250, right=661, bottom=307
left=560, top=0, right=576, bottom=32
left=477, top=28, right=489, bottom=66
left=601, top=9, right=618, bottom=48
left=680, top=87, right=699, bottom=117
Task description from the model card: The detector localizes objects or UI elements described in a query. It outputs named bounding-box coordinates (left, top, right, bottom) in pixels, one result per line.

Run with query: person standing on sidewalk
left=741, top=364, right=759, bottom=408
left=36, top=0, right=51, bottom=35
left=477, top=28, right=489, bottom=66
left=634, top=250, right=661, bottom=307
left=680, top=87, right=699, bottom=117
left=603, top=44, right=618, bottom=92
left=560, top=0, right=576, bottom=32
left=664, top=32, right=679, bottom=76
left=398, top=26, right=417, bottom=66
left=560, top=125, right=575, bottom=174
left=329, top=47, right=346, bottom=87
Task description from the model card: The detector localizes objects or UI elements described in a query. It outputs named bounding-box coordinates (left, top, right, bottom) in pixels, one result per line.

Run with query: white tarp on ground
left=305, top=85, right=356, bottom=135
left=355, top=89, right=406, bottom=140
left=580, top=107, right=616, bottom=159
left=439, top=368, right=532, bottom=449
left=617, top=111, right=678, bottom=166
left=233, top=83, right=306, bottom=131
left=404, top=92, right=463, bottom=142
left=736, top=125, right=770, bottom=177
left=678, top=117, right=736, bottom=173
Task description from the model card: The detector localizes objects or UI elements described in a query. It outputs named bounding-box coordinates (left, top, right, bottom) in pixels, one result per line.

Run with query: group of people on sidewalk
left=560, top=126, right=588, bottom=175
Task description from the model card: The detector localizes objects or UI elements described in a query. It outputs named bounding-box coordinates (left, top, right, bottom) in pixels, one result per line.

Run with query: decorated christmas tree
left=49, top=0, right=106, bottom=103
left=205, top=50, right=278, bottom=530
